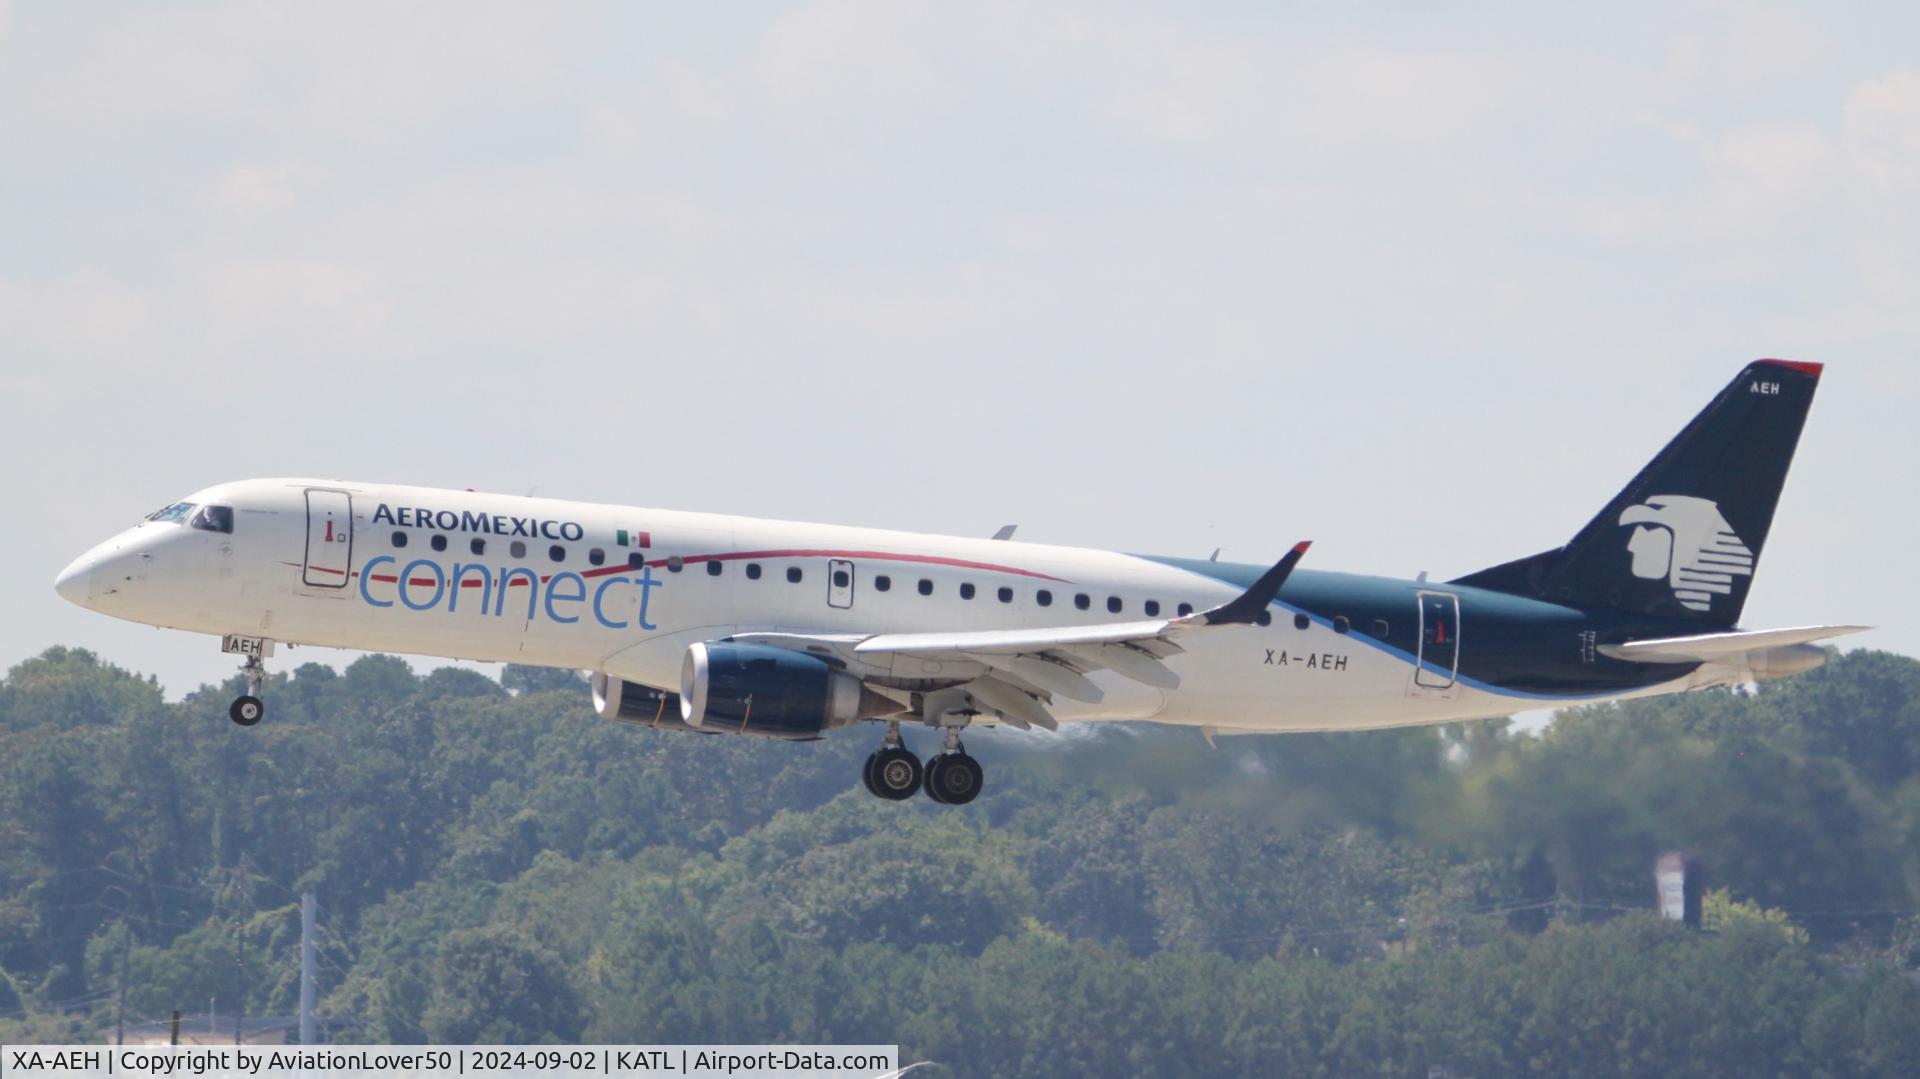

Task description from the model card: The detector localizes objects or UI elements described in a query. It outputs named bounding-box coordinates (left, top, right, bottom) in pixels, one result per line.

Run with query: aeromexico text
left=360, top=503, right=661, bottom=630
left=372, top=502, right=586, bottom=542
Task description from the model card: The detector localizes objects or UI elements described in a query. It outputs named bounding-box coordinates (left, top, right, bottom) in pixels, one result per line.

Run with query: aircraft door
left=303, top=489, right=353, bottom=588
left=1415, top=592, right=1460, bottom=689
left=827, top=559, right=854, bottom=609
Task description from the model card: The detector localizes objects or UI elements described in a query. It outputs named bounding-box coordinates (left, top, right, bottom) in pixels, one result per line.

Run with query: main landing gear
left=924, top=725, right=983, bottom=805
left=860, top=720, right=985, bottom=805
left=862, top=723, right=922, bottom=801
left=229, top=651, right=267, bottom=727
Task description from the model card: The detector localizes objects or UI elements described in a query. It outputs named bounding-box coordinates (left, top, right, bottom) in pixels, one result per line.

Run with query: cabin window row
left=379, top=532, right=1384, bottom=633
left=391, top=530, right=663, bottom=569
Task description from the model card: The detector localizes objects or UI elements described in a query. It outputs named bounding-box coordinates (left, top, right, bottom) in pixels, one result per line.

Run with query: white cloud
left=1844, top=67, right=1920, bottom=188
left=216, top=162, right=301, bottom=216
left=3, top=2, right=1919, bottom=693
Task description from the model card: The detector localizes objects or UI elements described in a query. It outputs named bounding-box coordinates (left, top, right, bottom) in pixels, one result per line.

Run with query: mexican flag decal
left=616, top=529, right=651, bottom=548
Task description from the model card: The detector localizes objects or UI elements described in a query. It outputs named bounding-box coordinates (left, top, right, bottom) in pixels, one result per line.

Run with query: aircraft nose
left=54, top=553, right=95, bottom=606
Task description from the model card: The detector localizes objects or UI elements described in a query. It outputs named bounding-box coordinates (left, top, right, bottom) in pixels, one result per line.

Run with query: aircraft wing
left=730, top=541, right=1311, bottom=731
left=1597, top=624, right=1869, bottom=664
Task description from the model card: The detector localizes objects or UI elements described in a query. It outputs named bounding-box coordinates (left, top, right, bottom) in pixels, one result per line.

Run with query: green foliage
left=1702, top=887, right=1810, bottom=944
left=422, top=925, right=582, bottom=1044
left=4, top=645, right=1920, bottom=1075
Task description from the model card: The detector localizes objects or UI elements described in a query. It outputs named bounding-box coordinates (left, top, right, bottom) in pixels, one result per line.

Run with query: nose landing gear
left=228, top=648, right=268, bottom=727
left=229, top=694, right=264, bottom=726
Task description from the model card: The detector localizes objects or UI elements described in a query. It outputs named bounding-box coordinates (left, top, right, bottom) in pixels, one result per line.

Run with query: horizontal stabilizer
left=1598, top=625, right=1868, bottom=664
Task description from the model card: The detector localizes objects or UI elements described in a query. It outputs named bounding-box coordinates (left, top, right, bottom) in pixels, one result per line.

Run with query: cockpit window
left=189, top=505, right=234, bottom=534
left=146, top=502, right=196, bottom=524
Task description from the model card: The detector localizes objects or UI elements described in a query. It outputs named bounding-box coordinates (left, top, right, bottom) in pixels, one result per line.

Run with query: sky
left=2, top=1, right=1915, bottom=704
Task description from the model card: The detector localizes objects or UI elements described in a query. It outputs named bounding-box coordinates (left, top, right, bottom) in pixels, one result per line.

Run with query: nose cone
left=54, top=554, right=95, bottom=607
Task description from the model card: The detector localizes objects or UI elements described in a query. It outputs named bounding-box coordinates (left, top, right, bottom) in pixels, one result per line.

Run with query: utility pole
left=234, top=918, right=244, bottom=1046
left=114, top=921, right=130, bottom=1046
left=299, top=892, right=317, bottom=1046
left=170, top=1010, right=180, bottom=1046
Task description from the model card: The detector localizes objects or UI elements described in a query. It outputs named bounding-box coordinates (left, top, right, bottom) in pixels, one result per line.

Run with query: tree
left=421, top=925, right=583, bottom=1044
left=500, top=665, right=582, bottom=696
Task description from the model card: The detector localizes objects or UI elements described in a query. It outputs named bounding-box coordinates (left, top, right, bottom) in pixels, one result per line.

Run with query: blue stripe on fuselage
left=1133, top=554, right=1697, bottom=703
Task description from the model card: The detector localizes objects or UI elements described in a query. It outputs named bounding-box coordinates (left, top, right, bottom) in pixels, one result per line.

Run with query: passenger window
left=833, top=568, right=850, bottom=588
left=1334, top=616, right=1350, bottom=634
left=708, top=560, right=724, bottom=577
left=1036, top=590, right=1053, bottom=607
left=1107, top=596, right=1123, bottom=614
left=1372, top=619, right=1390, bottom=638
left=627, top=552, right=644, bottom=569
left=1074, top=594, right=1091, bottom=610
left=1256, top=610, right=1272, bottom=626
left=998, top=586, right=1013, bottom=603
left=960, top=583, right=976, bottom=600
left=1294, top=613, right=1310, bottom=631
left=430, top=535, right=447, bottom=552
left=786, top=566, right=802, bottom=583
left=918, top=579, right=933, bottom=596
left=1177, top=602, right=1194, bottom=617
left=589, top=548, right=606, bottom=566
left=549, top=545, right=566, bottom=562
left=667, top=556, right=684, bottom=573
left=392, top=531, right=409, bottom=548
left=1144, top=600, right=1160, bottom=617
left=875, top=575, right=892, bottom=592
left=746, top=563, right=762, bottom=580
left=471, top=538, right=487, bottom=556
left=510, top=540, right=526, bottom=558
left=189, top=505, right=235, bottom=534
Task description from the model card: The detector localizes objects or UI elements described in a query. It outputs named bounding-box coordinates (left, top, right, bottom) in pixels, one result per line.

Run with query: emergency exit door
left=303, top=489, right=353, bottom=588
left=827, top=559, right=855, bottom=609
left=1415, top=592, right=1460, bottom=689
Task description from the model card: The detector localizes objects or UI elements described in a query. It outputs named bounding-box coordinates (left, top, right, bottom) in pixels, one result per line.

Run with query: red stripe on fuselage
left=680, top=549, right=1068, bottom=582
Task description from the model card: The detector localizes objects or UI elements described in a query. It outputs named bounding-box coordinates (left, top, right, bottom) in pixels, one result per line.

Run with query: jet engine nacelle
left=590, top=672, right=709, bottom=735
left=679, top=641, right=893, bottom=740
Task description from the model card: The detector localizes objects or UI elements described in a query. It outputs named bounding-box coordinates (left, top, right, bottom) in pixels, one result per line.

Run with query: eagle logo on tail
left=1619, top=495, right=1754, bottom=612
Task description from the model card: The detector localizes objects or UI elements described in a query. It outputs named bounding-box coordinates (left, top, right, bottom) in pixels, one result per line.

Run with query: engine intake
left=680, top=641, right=892, bottom=739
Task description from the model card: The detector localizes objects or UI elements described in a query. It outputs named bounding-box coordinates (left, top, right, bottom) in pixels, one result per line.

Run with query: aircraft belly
left=1146, top=625, right=1453, bottom=731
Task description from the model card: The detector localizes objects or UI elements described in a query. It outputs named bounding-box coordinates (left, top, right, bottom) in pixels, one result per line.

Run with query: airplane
left=53, top=360, right=1863, bottom=804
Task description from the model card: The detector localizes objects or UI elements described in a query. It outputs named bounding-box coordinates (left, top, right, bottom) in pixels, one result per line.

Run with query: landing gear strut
left=862, top=722, right=921, bottom=800
left=229, top=652, right=266, bottom=727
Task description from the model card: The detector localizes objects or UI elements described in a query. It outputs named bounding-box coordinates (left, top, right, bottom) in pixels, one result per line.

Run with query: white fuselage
left=55, top=478, right=1686, bottom=732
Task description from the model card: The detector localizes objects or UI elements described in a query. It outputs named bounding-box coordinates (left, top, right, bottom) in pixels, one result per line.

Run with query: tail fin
left=1453, top=359, right=1822, bottom=626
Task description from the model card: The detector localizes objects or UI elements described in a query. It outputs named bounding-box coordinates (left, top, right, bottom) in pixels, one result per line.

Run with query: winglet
left=1200, top=541, right=1310, bottom=625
